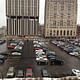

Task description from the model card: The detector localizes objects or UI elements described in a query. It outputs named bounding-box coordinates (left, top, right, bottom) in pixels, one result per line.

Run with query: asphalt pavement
left=0, top=40, right=80, bottom=78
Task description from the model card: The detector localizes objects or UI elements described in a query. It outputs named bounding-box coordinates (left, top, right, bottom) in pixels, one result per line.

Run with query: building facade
left=77, top=25, right=80, bottom=36
left=44, top=0, right=77, bottom=38
left=6, top=0, right=39, bottom=36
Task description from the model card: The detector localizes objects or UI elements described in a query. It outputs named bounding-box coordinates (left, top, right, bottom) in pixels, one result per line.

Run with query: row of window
left=7, top=18, right=39, bottom=36
left=47, top=30, right=75, bottom=36
left=49, top=20, right=74, bottom=26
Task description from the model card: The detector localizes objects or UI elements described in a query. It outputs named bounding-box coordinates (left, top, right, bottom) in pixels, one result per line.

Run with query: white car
left=33, top=40, right=38, bottom=44
left=36, top=57, right=48, bottom=65
left=35, top=51, right=45, bottom=55
left=19, top=41, right=24, bottom=46
left=34, top=44, right=41, bottom=47
left=69, top=52, right=78, bottom=56
left=38, top=42, right=45, bottom=45
left=15, top=45, right=23, bottom=50
left=6, top=67, right=15, bottom=78
left=36, top=54, right=46, bottom=58
left=72, top=69, right=80, bottom=76
left=36, top=57, right=48, bottom=61
left=11, top=52, right=21, bottom=56
left=35, top=49, right=43, bottom=52
left=10, top=43, right=17, bottom=46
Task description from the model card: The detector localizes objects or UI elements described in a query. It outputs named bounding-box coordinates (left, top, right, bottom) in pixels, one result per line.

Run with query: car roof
left=26, top=67, right=32, bottom=70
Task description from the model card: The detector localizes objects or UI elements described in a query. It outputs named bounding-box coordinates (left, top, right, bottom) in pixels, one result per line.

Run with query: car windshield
left=27, top=70, right=32, bottom=73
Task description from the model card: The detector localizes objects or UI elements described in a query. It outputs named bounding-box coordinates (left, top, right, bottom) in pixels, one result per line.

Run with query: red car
left=34, top=48, right=41, bottom=50
left=26, top=67, right=33, bottom=78
left=8, top=45, right=14, bottom=49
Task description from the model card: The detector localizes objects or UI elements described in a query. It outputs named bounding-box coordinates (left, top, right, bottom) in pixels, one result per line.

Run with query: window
left=50, top=30, right=52, bottom=36
left=54, top=30, right=55, bottom=33
left=53, top=21, right=56, bottom=26
left=60, top=20, right=63, bottom=26
left=53, top=30, right=55, bottom=36
left=57, top=30, right=59, bottom=35
left=60, top=30, right=62, bottom=35
left=70, top=30, right=72, bottom=35
left=64, top=30, right=66, bottom=36
left=67, top=20, right=70, bottom=26
left=54, top=5, right=57, bottom=10
left=54, top=13, right=56, bottom=18
left=67, top=30, right=69, bottom=35
left=61, top=5, right=64, bottom=11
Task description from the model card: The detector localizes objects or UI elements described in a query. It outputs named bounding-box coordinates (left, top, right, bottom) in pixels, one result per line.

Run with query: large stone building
left=44, top=0, right=77, bottom=38
left=6, top=0, right=39, bottom=37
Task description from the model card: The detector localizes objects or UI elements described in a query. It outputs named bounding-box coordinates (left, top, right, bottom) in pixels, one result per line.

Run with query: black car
left=1, top=52, right=10, bottom=57
left=0, top=55, right=6, bottom=60
left=42, top=46, right=48, bottom=52
left=47, top=51, right=56, bottom=56
left=41, top=69, right=49, bottom=77
left=11, top=48, right=22, bottom=53
left=47, top=54, right=56, bottom=60
left=37, top=59, right=48, bottom=65
left=50, top=58, right=64, bottom=65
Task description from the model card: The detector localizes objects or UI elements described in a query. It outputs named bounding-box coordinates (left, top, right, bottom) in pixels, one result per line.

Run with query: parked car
left=35, top=49, right=43, bottom=53
left=63, top=47, right=68, bottom=52
left=0, top=55, right=7, bottom=60
left=1, top=52, right=10, bottom=57
left=34, top=48, right=41, bottom=51
left=26, top=67, right=33, bottom=78
left=0, top=40, right=5, bottom=44
left=34, top=43, right=41, bottom=48
left=67, top=48, right=74, bottom=53
left=41, top=69, right=49, bottom=77
left=42, top=47, right=48, bottom=52
left=11, top=52, right=21, bottom=56
left=35, top=51, right=45, bottom=55
left=33, top=40, right=38, bottom=44
left=50, top=58, right=64, bottom=65
left=0, top=59, right=4, bottom=64
left=19, top=41, right=24, bottom=46
left=17, top=70, right=24, bottom=78
left=10, top=43, right=17, bottom=47
left=72, top=69, right=80, bottom=76
left=47, top=51, right=56, bottom=56
left=36, top=58, right=48, bottom=65
left=47, top=53, right=56, bottom=60
left=14, top=45, right=23, bottom=51
left=6, top=67, right=15, bottom=78
left=51, top=41, right=57, bottom=45
left=75, top=54, right=80, bottom=57
left=69, top=52, right=78, bottom=56
left=8, top=45, right=14, bottom=49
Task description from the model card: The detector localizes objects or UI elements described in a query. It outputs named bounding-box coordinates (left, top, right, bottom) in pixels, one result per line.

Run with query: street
left=0, top=40, right=80, bottom=78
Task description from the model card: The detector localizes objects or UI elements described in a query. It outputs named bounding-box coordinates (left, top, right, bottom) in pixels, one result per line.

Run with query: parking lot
left=0, top=39, right=80, bottom=78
